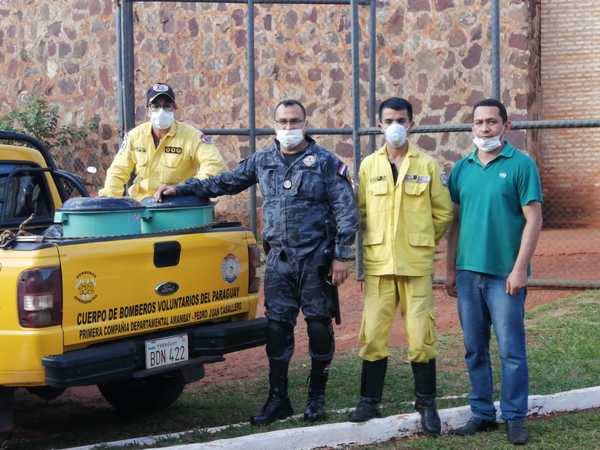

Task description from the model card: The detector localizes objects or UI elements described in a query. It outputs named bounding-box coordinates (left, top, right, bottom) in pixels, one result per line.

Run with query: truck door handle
left=154, top=241, right=181, bottom=268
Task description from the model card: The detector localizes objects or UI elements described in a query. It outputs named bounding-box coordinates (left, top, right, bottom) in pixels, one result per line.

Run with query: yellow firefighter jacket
left=99, top=121, right=226, bottom=200
left=358, top=144, right=454, bottom=276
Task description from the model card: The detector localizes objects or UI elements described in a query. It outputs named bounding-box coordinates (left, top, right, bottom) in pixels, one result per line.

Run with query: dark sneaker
left=451, top=417, right=498, bottom=436
left=506, top=420, right=529, bottom=445
left=250, top=396, right=294, bottom=426
left=350, top=397, right=381, bottom=423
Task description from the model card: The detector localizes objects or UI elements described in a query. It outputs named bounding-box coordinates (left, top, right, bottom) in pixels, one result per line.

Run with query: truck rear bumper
left=42, top=318, right=267, bottom=387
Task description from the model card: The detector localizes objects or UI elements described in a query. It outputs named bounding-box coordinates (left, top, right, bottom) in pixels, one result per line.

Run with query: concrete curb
left=58, top=396, right=468, bottom=450
left=62, top=386, right=600, bottom=450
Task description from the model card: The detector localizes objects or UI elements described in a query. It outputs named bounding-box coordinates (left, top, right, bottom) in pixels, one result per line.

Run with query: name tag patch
left=404, top=174, right=431, bottom=183
left=165, top=146, right=183, bottom=154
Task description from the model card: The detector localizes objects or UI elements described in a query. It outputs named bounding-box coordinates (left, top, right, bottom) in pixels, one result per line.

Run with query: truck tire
left=98, top=371, right=185, bottom=416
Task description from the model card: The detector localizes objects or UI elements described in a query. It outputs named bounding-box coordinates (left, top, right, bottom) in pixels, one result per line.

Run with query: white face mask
left=150, top=109, right=174, bottom=130
left=384, top=123, right=408, bottom=147
left=276, top=129, right=304, bottom=149
left=473, top=135, right=503, bottom=153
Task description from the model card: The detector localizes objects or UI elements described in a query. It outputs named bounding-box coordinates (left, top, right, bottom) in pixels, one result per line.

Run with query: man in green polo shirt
left=446, top=98, right=543, bottom=445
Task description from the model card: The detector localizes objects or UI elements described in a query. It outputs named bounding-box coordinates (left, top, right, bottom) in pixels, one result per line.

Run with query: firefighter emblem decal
left=75, top=271, right=97, bottom=303
left=221, top=254, right=240, bottom=284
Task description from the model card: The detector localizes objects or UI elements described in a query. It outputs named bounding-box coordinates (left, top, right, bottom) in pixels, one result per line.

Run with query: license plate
left=145, top=334, right=189, bottom=370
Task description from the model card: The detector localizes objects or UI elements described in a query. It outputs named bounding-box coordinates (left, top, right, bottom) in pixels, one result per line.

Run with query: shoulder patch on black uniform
left=337, top=161, right=353, bottom=185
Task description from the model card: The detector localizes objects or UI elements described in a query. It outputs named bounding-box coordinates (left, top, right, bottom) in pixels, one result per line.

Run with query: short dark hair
left=274, top=99, right=306, bottom=120
left=472, top=98, right=508, bottom=123
left=378, top=97, right=413, bottom=122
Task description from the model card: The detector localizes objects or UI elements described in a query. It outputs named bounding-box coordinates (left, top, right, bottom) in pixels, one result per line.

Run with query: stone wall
left=0, top=0, right=534, bottom=223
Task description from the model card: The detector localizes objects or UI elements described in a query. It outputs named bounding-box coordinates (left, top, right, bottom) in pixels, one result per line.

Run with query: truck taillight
left=18, top=267, right=62, bottom=328
left=248, top=244, right=260, bottom=294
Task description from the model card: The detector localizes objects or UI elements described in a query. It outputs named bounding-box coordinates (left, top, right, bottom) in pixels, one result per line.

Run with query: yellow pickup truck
left=0, top=131, right=266, bottom=439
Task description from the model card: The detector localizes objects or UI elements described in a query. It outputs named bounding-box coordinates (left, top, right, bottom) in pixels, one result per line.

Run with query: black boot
left=250, top=360, right=294, bottom=425
left=303, top=360, right=330, bottom=422
left=412, top=359, right=441, bottom=436
left=350, top=358, right=387, bottom=422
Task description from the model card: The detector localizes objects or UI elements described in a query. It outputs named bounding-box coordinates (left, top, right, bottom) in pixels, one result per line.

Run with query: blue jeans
left=456, top=270, right=528, bottom=422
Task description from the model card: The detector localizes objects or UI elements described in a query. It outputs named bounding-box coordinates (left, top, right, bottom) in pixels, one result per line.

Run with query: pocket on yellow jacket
left=135, top=152, right=149, bottom=178
left=363, top=228, right=387, bottom=262
left=403, top=181, right=428, bottom=210
left=408, top=232, right=434, bottom=247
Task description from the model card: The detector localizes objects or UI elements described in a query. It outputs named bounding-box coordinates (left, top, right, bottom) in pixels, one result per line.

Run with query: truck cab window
left=0, top=164, right=53, bottom=223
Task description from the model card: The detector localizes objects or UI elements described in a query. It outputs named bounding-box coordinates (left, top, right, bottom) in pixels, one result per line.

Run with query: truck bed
left=0, top=223, right=263, bottom=386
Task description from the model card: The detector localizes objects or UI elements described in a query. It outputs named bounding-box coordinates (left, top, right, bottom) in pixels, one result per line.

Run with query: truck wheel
left=98, top=371, right=185, bottom=416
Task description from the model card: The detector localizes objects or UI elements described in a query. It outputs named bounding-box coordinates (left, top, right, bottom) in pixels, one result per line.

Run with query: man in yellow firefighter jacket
left=350, top=97, right=453, bottom=435
left=99, top=83, right=225, bottom=200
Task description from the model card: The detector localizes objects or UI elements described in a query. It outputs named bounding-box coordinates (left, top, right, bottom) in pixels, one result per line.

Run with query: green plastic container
left=55, top=197, right=144, bottom=238
left=140, top=196, right=214, bottom=233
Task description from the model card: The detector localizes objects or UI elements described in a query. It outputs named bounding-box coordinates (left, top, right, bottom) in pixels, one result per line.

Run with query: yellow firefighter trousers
left=359, top=275, right=436, bottom=363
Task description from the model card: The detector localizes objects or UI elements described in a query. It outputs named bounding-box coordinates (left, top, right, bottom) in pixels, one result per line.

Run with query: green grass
left=355, top=409, right=600, bottom=449
left=8, top=290, right=600, bottom=450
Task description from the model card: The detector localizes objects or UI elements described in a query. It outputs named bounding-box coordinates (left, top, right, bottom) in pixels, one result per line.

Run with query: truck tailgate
left=58, top=230, right=254, bottom=347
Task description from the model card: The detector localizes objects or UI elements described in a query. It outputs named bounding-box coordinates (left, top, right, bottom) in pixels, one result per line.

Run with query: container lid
left=141, top=195, right=212, bottom=209
left=59, top=196, right=144, bottom=212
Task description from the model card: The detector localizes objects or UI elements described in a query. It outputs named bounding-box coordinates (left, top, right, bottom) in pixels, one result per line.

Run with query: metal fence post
left=491, top=0, right=501, bottom=100
left=368, top=0, right=377, bottom=154
left=247, top=0, right=258, bottom=236
left=118, top=0, right=136, bottom=134
left=351, top=0, right=364, bottom=279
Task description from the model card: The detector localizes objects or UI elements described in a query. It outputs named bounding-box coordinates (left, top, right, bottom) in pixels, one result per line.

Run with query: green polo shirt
left=448, top=142, right=543, bottom=277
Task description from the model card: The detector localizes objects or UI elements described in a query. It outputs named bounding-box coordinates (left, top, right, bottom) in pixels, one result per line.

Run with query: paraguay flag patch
left=337, top=162, right=352, bottom=183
